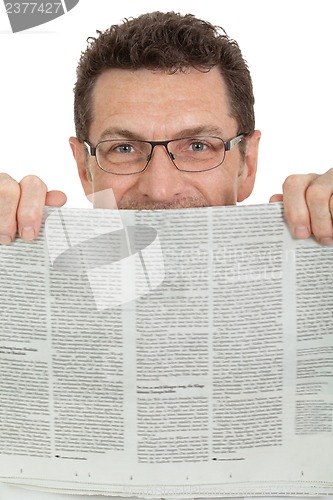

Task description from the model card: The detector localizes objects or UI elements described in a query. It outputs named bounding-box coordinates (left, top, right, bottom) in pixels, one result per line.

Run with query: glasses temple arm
left=224, top=134, right=244, bottom=151
left=83, top=140, right=97, bottom=157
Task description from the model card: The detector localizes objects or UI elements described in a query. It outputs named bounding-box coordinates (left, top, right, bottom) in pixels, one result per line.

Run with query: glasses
left=84, top=134, right=244, bottom=175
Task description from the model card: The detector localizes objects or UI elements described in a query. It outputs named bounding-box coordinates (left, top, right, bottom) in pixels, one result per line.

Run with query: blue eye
left=116, top=144, right=134, bottom=154
left=190, top=142, right=206, bottom=151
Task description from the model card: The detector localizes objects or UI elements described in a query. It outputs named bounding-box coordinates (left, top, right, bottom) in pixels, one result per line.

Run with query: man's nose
left=136, top=144, right=187, bottom=203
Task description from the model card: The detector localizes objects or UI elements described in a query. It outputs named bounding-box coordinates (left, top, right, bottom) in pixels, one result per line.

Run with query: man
left=0, top=10, right=332, bottom=500
left=0, top=11, right=333, bottom=244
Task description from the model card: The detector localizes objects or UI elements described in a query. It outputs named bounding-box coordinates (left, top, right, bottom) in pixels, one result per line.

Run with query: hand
left=270, top=168, right=333, bottom=245
left=0, top=173, right=67, bottom=244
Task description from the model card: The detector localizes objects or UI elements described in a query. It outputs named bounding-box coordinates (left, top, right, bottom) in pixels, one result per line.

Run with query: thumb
left=269, top=194, right=283, bottom=203
left=45, top=190, right=67, bottom=207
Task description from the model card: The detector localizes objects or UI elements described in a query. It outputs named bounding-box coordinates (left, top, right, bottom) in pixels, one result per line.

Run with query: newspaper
left=0, top=203, right=332, bottom=497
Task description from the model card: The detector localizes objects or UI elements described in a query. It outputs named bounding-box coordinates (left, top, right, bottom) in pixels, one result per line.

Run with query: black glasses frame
left=84, top=134, right=244, bottom=175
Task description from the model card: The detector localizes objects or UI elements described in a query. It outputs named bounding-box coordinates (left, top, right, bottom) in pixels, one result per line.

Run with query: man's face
left=70, top=67, right=260, bottom=209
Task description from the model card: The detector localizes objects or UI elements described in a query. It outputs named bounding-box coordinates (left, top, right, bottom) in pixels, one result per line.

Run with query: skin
left=70, top=68, right=260, bottom=210
left=0, top=67, right=332, bottom=243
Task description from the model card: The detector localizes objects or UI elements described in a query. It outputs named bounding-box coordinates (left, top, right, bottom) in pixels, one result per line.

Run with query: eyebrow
left=99, top=128, right=143, bottom=141
left=98, top=125, right=225, bottom=142
left=173, top=126, right=225, bottom=139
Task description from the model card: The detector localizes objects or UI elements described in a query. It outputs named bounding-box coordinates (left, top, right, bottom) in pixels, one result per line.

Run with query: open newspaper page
left=0, top=203, right=332, bottom=497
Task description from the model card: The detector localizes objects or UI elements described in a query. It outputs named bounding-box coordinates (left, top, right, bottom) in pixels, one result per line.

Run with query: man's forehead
left=91, top=66, right=229, bottom=105
left=88, top=67, right=235, bottom=141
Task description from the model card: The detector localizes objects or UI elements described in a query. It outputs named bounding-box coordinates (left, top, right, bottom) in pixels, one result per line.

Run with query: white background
left=0, top=0, right=332, bottom=208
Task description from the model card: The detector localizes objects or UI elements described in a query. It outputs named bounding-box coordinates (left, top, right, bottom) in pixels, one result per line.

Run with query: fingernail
left=294, top=225, right=310, bottom=239
left=20, top=227, right=35, bottom=241
left=0, top=235, right=12, bottom=245
left=320, top=237, right=333, bottom=246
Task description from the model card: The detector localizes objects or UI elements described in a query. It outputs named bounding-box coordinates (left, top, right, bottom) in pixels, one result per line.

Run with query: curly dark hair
left=73, top=11, right=255, bottom=145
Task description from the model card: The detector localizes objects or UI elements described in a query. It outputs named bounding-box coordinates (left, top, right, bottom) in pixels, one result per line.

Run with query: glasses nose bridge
left=147, top=140, right=174, bottom=164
